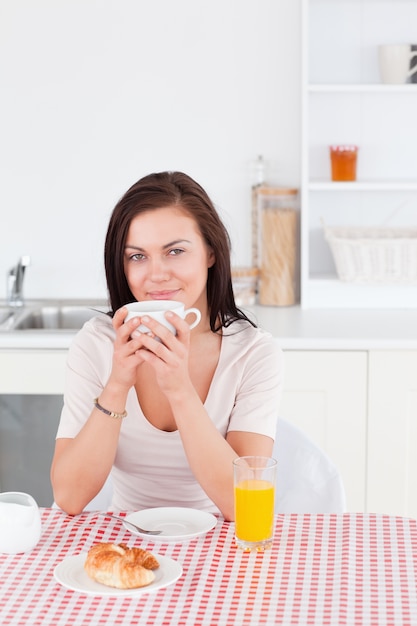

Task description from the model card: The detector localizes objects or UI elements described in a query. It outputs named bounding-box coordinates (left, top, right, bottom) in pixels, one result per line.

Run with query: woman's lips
left=148, top=290, right=180, bottom=300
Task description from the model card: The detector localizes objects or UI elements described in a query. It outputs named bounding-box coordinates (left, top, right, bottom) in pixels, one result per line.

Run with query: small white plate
left=54, top=553, right=182, bottom=596
left=125, top=507, right=217, bottom=542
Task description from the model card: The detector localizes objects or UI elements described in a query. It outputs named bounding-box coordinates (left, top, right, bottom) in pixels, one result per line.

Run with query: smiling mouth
left=148, top=290, right=180, bottom=300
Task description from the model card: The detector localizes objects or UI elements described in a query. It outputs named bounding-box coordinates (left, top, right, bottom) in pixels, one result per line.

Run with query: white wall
left=0, top=0, right=301, bottom=300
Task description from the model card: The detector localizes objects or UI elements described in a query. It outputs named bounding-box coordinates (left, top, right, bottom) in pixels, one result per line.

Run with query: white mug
left=124, top=300, right=201, bottom=338
left=378, top=44, right=417, bottom=84
left=0, top=492, right=42, bottom=554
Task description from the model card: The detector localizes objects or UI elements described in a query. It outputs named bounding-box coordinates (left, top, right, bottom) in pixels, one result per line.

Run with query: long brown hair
left=104, top=171, right=255, bottom=331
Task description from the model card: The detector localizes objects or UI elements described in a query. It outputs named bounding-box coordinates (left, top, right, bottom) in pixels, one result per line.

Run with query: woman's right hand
left=109, top=306, right=150, bottom=389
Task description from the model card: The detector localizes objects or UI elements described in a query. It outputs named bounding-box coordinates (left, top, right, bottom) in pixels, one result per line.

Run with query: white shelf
left=301, top=0, right=417, bottom=309
left=303, top=277, right=417, bottom=310
left=309, top=84, right=417, bottom=94
left=309, top=181, right=417, bottom=192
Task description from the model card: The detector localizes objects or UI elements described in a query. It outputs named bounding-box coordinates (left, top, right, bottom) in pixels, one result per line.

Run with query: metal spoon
left=99, top=513, right=162, bottom=535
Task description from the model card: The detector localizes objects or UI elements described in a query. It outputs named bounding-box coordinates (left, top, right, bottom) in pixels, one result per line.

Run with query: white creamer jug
left=0, top=492, right=42, bottom=554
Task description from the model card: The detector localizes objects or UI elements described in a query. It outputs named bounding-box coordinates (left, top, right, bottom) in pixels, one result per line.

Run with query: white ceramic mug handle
left=184, top=307, right=201, bottom=329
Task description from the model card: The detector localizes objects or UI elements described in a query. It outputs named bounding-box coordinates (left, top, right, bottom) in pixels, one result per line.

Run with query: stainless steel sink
left=0, top=308, right=15, bottom=326
left=0, top=302, right=109, bottom=332
left=13, top=305, right=108, bottom=330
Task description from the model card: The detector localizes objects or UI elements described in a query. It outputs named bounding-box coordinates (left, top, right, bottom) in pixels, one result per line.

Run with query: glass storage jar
left=254, top=186, right=299, bottom=306
left=231, top=267, right=259, bottom=306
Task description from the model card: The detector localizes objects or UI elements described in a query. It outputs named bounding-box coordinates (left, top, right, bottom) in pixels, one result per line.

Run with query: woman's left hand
left=133, top=311, right=194, bottom=397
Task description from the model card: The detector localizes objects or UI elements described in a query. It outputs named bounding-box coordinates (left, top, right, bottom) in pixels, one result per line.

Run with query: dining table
left=1, top=508, right=417, bottom=625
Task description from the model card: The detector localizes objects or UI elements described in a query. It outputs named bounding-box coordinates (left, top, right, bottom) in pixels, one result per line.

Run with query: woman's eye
left=168, top=248, right=184, bottom=256
left=130, top=253, right=146, bottom=261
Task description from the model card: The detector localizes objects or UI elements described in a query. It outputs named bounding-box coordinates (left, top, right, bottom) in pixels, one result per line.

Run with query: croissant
left=84, top=543, right=159, bottom=589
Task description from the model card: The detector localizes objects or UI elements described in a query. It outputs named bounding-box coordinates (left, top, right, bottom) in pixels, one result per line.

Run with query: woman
left=51, top=171, right=283, bottom=520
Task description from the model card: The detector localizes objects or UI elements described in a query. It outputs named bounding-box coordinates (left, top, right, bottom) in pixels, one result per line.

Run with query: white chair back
left=83, top=475, right=113, bottom=511
left=274, top=417, right=346, bottom=513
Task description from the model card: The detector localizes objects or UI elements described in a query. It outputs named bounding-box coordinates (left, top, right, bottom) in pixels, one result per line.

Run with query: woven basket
left=323, top=225, right=417, bottom=283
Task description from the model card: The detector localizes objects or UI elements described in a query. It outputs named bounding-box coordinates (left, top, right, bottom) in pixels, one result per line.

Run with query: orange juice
left=234, top=479, right=274, bottom=542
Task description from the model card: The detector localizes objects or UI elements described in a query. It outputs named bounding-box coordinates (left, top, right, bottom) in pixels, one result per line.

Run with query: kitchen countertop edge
left=1, top=303, right=416, bottom=350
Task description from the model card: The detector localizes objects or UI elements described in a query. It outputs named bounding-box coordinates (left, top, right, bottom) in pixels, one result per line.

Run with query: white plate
left=54, top=553, right=182, bottom=596
left=125, top=507, right=217, bottom=542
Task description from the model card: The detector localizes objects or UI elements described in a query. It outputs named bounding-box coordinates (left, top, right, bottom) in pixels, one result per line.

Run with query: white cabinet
left=282, top=348, right=417, bottom=517
left=280, top=351, right=368, bottom=511
left=301, top=0, right=417, bottom=308
left=0, top=350, right=67, bottom=394
left=367, top=351, right=417, bottom=518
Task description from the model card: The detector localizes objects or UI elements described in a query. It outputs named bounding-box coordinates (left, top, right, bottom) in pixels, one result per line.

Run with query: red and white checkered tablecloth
left=0, top=509, right=417, bottom=625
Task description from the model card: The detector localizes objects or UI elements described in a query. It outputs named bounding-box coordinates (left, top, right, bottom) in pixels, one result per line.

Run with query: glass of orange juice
left=233, top=456, right=277, bottom=551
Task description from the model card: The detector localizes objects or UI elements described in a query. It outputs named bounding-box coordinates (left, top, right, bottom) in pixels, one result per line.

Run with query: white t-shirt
left=56, top=314, right=284, bottom=512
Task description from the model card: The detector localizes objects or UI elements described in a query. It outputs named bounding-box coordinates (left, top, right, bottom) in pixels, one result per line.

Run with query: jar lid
left=256, top=186, right=298, bottom=196
left=329, top=145, right=358, bottom=152
left=232, top=266, right=259, bottom=277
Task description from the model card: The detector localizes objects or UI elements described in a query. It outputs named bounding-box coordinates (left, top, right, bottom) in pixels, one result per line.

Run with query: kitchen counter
left=1, top=301, right=416, bottom=350
left=247, top=305, right=417, bottom=350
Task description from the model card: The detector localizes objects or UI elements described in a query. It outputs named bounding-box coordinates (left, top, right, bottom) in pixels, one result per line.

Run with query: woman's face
left=123, top=206, right=215, bottom=314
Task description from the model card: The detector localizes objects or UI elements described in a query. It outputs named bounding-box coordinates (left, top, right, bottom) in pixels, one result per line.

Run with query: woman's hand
left=109, top=306, right=152, bottom=389
left=128, top=311, right=194, bottom=398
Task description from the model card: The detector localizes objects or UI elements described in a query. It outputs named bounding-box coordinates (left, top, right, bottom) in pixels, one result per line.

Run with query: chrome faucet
left=7, top=255, right=31, bottom=307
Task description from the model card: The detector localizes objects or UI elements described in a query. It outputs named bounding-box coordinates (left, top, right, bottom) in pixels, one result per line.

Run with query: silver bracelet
left=93, top=397, right=127, bottom=419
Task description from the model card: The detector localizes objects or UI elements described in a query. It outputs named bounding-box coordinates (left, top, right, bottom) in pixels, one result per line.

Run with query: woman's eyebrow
left=163, top=239, right=192, bottom=249
left=125, top=239, right=192, bottom=252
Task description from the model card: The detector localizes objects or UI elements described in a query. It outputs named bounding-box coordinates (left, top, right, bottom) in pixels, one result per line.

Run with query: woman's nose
left=148, top=258, right=169, bottom=281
